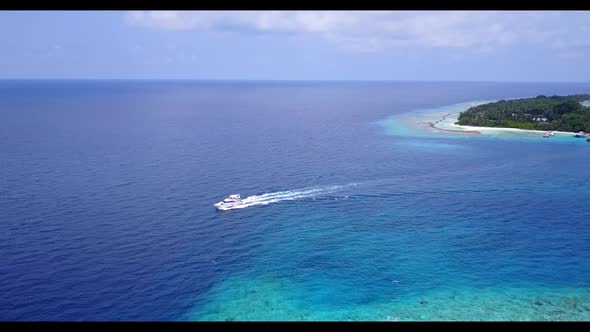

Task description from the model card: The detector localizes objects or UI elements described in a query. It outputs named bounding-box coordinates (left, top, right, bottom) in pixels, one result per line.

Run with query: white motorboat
left=214, top=194, right=243, bottom=210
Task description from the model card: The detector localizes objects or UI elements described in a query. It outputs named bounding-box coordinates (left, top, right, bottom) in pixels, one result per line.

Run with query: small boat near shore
left=573, top=131, right=586, bottom=138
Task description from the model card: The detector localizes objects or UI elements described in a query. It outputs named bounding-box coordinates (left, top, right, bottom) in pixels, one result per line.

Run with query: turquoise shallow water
left=190, top=277, right=590, bottom=321
left=184, top=94, right=590, bottom=321
left=2, top=81, right=590, bottom=321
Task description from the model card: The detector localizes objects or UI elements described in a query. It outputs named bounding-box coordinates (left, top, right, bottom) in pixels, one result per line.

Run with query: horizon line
left=1, top=78, right=590, bottom=84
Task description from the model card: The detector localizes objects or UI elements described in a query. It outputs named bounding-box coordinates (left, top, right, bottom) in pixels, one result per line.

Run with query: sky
left=0, top=10, right=589, bottom=81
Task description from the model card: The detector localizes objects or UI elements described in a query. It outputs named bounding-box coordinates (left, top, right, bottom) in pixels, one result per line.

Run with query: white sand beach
left=451, top=122, right=576, bottom=136
left=434, top=111, right=578, bottom=137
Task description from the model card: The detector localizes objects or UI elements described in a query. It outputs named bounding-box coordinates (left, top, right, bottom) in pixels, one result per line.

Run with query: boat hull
left=214, top=201, right=244, bottom=210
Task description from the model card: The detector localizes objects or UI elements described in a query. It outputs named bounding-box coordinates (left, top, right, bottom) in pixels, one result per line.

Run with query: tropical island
left=455, top=94, right=590, bottom=132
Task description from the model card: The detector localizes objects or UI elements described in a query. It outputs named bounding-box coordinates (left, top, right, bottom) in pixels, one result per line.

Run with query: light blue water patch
left=186, top=274, right=590, bottom=321
left=380, top=286, right=590, bottom=321
left=373, top=115, right=418, bottom=137
left=392, top=139, right=469, bottom=152
left=374, top=100, right=494, bottom=140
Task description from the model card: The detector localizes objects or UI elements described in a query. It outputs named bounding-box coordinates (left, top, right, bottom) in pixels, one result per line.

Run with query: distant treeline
left=456, top=94, right=590, bottom=132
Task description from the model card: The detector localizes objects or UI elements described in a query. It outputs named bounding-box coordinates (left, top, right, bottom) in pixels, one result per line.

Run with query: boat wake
left=216, top=183, right=357, bottom=210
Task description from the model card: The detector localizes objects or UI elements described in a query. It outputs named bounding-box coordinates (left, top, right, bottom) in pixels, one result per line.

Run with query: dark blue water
left=1, top=80, right=590, bottom=321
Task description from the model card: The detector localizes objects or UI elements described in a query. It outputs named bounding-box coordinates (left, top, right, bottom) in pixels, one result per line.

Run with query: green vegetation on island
left=456, top=94, right=590, bottom=132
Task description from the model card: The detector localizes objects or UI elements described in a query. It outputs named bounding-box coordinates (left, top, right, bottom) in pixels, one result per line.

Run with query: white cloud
left=125, top=11, right=194, bottom=30
left=124, top=11, right=590, bottom=54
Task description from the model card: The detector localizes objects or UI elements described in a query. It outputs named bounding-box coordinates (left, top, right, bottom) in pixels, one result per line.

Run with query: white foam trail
left=216, top=184, right=356, bottom=210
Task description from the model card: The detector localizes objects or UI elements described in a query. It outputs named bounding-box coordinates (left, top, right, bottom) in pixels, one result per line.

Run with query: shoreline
left=451, top=122, right=576, bottom=136
left=431, top=111, right=578, bottom=136
left=428, top=122, right=480, bottom=134
left=430, top=113, right=481, bottom=134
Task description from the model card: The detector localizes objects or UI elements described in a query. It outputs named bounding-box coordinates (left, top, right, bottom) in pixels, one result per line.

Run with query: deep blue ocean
left=1, top=80, right=590, bottom=321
